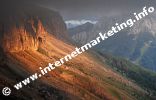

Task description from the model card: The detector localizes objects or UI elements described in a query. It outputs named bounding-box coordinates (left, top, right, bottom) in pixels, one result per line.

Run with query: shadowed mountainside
left=69, top=16, right=156, bottom=71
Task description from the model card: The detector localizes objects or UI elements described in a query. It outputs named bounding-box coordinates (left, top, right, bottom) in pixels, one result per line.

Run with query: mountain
left=0, top=2, right=69, bottom=50
left=0, top=2, right=156, bottom=100
left=68, top=22, right=94, bottom=36
left=69, top=16, right=156, bottom=71
left=95, top=52, right=156, bottom=96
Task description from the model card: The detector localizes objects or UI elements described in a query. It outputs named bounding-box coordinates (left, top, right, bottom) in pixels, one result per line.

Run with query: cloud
left=65, top=20, right=97, bottom=28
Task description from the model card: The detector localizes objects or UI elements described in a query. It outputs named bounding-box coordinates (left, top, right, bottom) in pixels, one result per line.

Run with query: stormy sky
left=37, top=0, right=156, bottom=21
left=1, top=0, right=156, bottom=21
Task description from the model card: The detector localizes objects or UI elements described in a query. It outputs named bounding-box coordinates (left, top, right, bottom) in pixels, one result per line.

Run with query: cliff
left=0, top=4, right=68, bottom=52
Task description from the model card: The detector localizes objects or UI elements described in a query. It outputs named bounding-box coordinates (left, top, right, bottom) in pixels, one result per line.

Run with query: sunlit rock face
left=0, top=4, right=68, bottom=52
left=0, top=19, right=45, bottom=52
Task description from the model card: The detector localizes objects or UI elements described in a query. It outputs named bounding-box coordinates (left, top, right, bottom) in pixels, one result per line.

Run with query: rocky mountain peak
left=0, top=18, right=47, bottom=52
left=0, top=5, right=68, bottom=52
left=130, top=17, right=156, bottom=36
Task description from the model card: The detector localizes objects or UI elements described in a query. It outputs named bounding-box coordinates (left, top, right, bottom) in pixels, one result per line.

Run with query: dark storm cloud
left=1, top=0, right=156, bottom=20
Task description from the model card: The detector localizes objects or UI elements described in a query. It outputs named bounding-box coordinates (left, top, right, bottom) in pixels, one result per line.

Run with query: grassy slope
left=96, top=52, right=156, bottom=99
left=0, top=34, right=150, bottom=100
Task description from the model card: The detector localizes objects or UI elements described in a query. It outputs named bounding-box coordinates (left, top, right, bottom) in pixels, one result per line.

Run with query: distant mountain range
left=69, top=16, right=156, bottom=71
